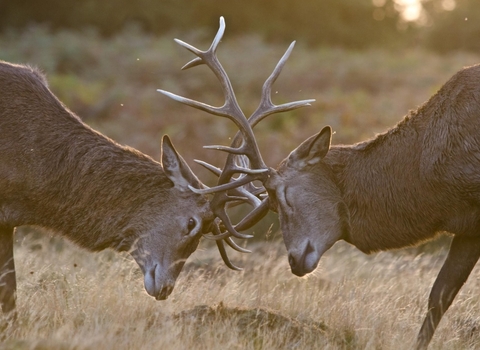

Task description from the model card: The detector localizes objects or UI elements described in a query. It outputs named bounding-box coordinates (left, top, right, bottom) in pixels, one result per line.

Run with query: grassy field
left=2, top=26, right=480, bottom=349
left=2, top=232, right=480, bottom=350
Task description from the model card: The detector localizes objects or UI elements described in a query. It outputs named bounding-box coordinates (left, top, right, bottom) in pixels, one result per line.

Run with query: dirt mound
left=174, top=302, right=327, bottom=346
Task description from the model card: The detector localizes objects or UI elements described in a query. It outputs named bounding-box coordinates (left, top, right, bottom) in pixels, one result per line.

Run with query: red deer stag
left=263, top=64, right=480, bottom=349
left=0, top=60, right=218, bottom=314
left=159, top=17, right=480, bottom=350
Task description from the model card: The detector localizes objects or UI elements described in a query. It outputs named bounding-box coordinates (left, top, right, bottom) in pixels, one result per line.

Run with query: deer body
left=331, top=108, right=480, bottom=253
left=265, top=64, right=480, bottom=348
left=0, top=61, right=213, bottom=313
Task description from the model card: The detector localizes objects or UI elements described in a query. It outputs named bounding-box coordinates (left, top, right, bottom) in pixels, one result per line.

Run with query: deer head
left=129, top=135, right=214, bottom=299
left=264, top=126, right=350, bottom=276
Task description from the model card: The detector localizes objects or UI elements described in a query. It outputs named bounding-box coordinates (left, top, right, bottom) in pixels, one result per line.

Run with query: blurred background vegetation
left=1, top=0, right=479, bottom=243
left=1, top=0, right=480, bottom=51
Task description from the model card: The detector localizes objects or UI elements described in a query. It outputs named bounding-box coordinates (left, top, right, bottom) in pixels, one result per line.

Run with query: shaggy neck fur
left=325, top=65, right=480, bottom=253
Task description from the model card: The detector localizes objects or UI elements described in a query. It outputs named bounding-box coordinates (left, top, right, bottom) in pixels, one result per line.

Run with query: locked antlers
left=158, top=17, right=314, bottom=269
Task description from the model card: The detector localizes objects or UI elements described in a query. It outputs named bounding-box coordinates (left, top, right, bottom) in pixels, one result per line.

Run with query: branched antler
left=158, top=16, right=314, bottom=270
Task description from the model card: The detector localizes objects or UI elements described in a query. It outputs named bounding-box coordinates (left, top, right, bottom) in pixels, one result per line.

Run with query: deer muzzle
left=287, top=240, right=320, bottom=277
left=144, top=263, right=175, bottom=300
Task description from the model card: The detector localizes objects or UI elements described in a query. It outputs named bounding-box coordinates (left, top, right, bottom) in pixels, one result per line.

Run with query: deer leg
left=416, top=235, right=480, bottom=350
left=0, top=226, right=16, bottom=315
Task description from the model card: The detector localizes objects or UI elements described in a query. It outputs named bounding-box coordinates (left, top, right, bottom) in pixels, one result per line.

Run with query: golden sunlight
left=394, top=0, right=422, bottom=21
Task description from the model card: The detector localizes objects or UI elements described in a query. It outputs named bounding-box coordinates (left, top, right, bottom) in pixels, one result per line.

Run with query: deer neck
left=326, top=111, right=436, bottom=253
left=22, top=120, right=169, bottom=251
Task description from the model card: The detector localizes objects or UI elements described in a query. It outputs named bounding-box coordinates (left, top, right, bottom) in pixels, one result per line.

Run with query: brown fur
left=0, top=61, right=213, bottom=313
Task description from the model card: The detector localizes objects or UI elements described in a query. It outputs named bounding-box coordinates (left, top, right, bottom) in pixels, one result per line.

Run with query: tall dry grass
left=2, top=232, right=480, bottom=350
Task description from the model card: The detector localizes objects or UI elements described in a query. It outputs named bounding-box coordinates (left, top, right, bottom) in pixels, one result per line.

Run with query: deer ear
left=287, top=126, right=332, bottom=169
left=161, top=135, right=202, bottom=191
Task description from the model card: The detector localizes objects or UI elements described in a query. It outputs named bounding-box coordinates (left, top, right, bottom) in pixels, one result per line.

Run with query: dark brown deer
left=262, top=64, right=480, bottom=349
left=159, top=17, right=480, bottom=350
left=0, top=60, right=217, bottom=315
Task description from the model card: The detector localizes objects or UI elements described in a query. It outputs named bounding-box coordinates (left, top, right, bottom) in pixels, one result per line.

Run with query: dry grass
left=2, top=232, right=480, bottom=350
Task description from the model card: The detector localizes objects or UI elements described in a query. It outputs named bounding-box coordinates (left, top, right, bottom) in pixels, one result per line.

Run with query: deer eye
left=187, top=218, right=197, bottom=235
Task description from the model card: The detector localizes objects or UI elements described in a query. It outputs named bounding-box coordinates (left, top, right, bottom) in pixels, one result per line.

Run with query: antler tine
left=203, top=196, right=269, bottom=254
left=194, top=159, right=221, bottom=177
left=232, top=155, right=266, bottom=199
left=214, top=235, right=242, bottom=271
left=203, top=156, right=266, bottom=241
left=250, top=41, right=316, bottom=127
left=194, top=158, right=263, bottom=198
left=203, top=144, right=245, bottom=155
left=224, top=236, right=251, bottom=253
left=193, top=158, right=264, bottom=210
left=188, top=172, right=264, bottom=195
left=234, top=198, right=270, bottom=232
left=173, top=15, right=224, bottom=69
left=157, top=89, right=230, bottom=119
left=205, top=223, right=251, bottom=253
left=211, top=194, right=253, bottom=240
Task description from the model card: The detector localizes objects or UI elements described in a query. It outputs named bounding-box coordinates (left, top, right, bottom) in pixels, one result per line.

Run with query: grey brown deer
left=0, top=60, right=220, bottom=314
left=160, top=17, right=480, bottom=350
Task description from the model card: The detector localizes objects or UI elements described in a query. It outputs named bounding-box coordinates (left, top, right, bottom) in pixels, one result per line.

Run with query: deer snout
left=288, top=240, right=319, bottom=277
left=144, top=263, right=175, bottom=300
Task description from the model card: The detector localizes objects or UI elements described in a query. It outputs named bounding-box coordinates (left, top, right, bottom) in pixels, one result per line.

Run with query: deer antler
left=158, top=16, right=314, bottom=269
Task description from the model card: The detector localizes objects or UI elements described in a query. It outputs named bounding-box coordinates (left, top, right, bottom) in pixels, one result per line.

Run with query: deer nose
left=144, top=264, right=175, bottom=300
left=288, top=252, right=307, bottom=277
left=288, top=241, right=316, bottom=277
